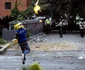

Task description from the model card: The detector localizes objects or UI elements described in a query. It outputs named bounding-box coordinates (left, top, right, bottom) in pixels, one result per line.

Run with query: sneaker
left=22, top=60, right=25, bottom=64
left=24, top=57, right=26, bottom=61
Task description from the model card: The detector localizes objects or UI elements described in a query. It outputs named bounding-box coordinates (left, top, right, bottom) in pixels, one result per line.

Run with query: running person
left=14, top=22, right=30, bottom=64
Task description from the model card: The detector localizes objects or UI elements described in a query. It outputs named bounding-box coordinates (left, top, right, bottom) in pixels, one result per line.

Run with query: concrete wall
left=2, top=20, right=43, bottom=40
left=2, top=28, right=16, bottom=40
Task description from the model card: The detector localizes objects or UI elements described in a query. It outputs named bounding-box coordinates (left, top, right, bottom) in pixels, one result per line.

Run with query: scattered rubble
left=78, top=56, right=83, bottom=59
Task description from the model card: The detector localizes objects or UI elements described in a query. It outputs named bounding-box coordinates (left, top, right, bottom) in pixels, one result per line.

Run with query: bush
left=0, top=38, right=7, bottom=44
left=22, top=67, right=27, bottom=70
left=22, top=63, right=43, bottom=70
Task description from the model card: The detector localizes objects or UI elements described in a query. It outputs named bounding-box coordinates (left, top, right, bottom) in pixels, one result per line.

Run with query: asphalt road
left=1, top=32, right=85, bottom=70
left=1, top=51, right=85, bottom=70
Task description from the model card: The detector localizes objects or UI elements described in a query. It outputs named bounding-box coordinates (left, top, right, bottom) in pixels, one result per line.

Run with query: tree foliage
left=11, top=0, right=85, bottom=21
left=38, top=0, right=85, bottom=20
left=11, top=0, right=21, bottom=18
left=37, top=0, right=72, bottom=20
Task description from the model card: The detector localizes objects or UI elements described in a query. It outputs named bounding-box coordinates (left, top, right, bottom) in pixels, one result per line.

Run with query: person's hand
left=27, top=38, right=29, bottom=41
left=56, top=25, right=59, bottom=27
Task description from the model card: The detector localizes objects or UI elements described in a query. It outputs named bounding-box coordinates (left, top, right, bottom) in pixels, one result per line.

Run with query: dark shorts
left=19, top=41, right=30, bottom=53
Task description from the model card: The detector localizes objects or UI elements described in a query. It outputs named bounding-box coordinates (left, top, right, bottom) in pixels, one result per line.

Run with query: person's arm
left=50, top=20, right=52, bottom=26
left=26, top=29, right=29, bottom=39
left=56, top=22, right=62, bottom=27
left=16, top=32, right=19, bottom=39
left=45, top=20, right=47, bottom=25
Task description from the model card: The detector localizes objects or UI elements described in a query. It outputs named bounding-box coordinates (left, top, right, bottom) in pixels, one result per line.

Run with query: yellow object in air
left=34, top=5, right=41, bottom=14
left=39, top=20, right=42, bottom=22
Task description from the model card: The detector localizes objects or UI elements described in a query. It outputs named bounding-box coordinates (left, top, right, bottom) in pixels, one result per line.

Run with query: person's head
left=14, top=22, right=24, bottom=30
left=61, top=16, right=62, bottom=18
left=77, top=14, right=79, bottom=16
left=49, top=17, right=52, bottom=21
left=46, top=18, right=48, bottom=20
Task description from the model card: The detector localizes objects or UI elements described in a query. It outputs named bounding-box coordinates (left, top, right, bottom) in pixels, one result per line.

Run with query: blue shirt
left=16, top=28, right=27, bottom=43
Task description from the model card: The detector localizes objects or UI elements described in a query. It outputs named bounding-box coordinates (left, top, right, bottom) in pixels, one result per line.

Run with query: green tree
left=11, top=0, right=21, bottom=18
left=11, top=0, right=85, bottom=21
left=30, top=0, right=72, bottom=19
left=11, top=0, right=29, bottom=21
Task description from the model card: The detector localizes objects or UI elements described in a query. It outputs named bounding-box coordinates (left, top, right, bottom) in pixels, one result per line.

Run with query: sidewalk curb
left=0, top=44, right=9, bottom=54
left=0, top=33, right=44, bottom=55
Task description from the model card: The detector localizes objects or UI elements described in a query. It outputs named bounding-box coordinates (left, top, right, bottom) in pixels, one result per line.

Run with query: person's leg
left=83, top=29, right=84, bottom=37
left=80, top=29, right=84, bottom=38
left=21, top=48, right=26, bottom=60
left=20, top=48, right=25, bottom=64
left=24, top=42, right=30, bottom=54
left=63, top=25, right=67, bottom=34
left=19, top=43, right=26, bottom=64
left=22, top=53, right=25, bottom=64
left=80, top=29, right=82, bottom=36
left=22, top=42, right=30, bottom=61
left=60, top=27, right=63, bottom=38
left=58, top=27, right=60, bottom=34
left=46, top=25, right=49, bottom=34
left=81, top=29, right=84, bottom=37
left=19, top=42, right=30, bottom=60
left=22, top=53, right=26, bottom=60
